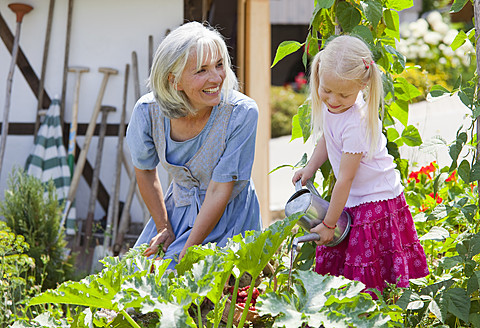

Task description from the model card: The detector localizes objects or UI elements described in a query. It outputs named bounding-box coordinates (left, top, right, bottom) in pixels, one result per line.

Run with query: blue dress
left=126, top=90, right=262, bottom=268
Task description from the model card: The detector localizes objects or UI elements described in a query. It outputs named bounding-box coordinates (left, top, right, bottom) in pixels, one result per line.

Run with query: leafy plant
left=397, top=10, right=475, bottom=96
left=0, top=221, right=35, bottom=327
left=0, top=168, right=75, bottom=291
left=271, top=86, right=308, bottom=138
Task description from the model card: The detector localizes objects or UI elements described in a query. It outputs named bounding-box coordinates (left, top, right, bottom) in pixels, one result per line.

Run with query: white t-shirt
left=322, top=94, right=403, bottom=207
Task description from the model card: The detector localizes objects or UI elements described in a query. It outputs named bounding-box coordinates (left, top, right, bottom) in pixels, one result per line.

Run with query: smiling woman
left=126, top=22, right=262, bottom=270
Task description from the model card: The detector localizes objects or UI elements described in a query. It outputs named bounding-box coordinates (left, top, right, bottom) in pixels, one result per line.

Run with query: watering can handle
left=305, top=180, right=322, bottom=198
left=294, top=179, right=302, bottom=191
left=294, top=179, right=322, bottom=198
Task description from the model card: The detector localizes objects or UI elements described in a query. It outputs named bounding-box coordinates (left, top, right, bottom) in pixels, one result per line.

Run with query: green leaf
left=450, top=30, right=467, bottom=51
left=231, top=215, right=298, bottom=279
left=362, top=0, right=382, bottom=27
left=428, top=298, right=446, bottom=323
left=458, top=90, right=472, bottom=107
left=269, top=164, right=294, bottom=174
left=316, top=0, right=336, bottom=9
left=449, top=132, right=467, bottom=162
left=450, top=0, right=469, bottom=13
left=419, top=226, right=449, bottom=242
left=383, top=9, right=400, bottom=39
left=446, top=288, right=470, bottom=322
left=351, top=25, right=374, bottom=44
left=29, top=253, right=164, bottom=310
left=396, top=289, right=422, bottom=310
left=440, top=255, right=464, bottom=271
left=385, top=45, right=406, bottom=70
left=461, top=204, right=477, bottom=221
left=291, top=114, right=303, bottom=141
left=394, top=77, right=421, bottom=101
left=429, top=84, right=450, bottom=98
left=458, top=159, right=471, bottom=183
left=401, top=125, right=422, bottom=146
left=336, top=1, right=361, bottom=32
left=389, top=100, right=408, bottom=127
left=294, top=153, right=309, bottom=167
left=467, top=271, right=480, bottom=295
left=257, top=271, right=387, bottom=327
left=471, top=160, right=480, bottom=181
left=433, top=173, right=448, bottom=202
left=419, top=136, right=447, bottom=155
left=386, top=0, right=413, bottom=11
left=386, top=128, right=400, bottom=142
left=272, top=41, right=303, bottom=68
left=291, top=102, right=312, bottom=143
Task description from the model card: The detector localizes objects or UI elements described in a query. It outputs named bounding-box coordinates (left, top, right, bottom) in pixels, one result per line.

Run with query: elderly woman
left=126, top=22, right=262, bottom=269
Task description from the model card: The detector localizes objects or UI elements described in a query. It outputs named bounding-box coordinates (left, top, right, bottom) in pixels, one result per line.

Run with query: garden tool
left=61, top=67, right=118, bottom=230
left=285, top=179, right=351, bottom=247
left=0, top=3, right=33, bottom=179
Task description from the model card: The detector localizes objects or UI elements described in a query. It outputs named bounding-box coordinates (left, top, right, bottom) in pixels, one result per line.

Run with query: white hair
left=148, top=21, right=238, bottom=118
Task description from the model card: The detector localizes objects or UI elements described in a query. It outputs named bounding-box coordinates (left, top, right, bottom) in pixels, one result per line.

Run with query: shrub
left=397, top=11, right=475, bottom=100
left=271, top=85, right=307, bottom=138
left=0, top=168, right=75, bottom=291
left=0, top=221, right=36, bottom=327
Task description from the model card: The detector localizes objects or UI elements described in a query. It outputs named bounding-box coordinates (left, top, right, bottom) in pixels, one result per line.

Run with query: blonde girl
left=292, top=35, right=428, bottom=296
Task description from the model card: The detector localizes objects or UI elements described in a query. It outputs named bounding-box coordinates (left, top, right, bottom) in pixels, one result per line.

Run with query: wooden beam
left=241, top=0, right=271, bottom=226
left=1, top=122, right=123, bottom=136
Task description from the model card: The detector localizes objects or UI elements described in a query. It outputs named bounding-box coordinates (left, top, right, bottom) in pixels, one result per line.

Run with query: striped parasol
left=25, top=98, right=76, bottom=235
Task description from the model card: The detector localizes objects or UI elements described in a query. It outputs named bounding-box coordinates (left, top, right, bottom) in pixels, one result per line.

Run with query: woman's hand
left=144, top=226, right=176, bottom=257
left=311, top=222, right=335, bottom=246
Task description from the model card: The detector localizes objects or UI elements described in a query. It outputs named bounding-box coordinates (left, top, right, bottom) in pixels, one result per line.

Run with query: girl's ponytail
left=364, top=61, right=383, bottom=157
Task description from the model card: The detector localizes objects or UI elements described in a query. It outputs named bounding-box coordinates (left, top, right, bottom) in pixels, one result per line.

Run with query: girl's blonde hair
left=148, top=21, right=238, bottom=118
left=310, top=35, right=383, bottom=156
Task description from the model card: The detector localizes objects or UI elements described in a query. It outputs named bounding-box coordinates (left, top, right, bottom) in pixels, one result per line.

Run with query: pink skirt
left=315, top=193, right=429, bottom=296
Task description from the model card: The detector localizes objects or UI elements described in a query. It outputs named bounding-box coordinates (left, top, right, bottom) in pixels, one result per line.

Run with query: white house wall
left=0, top=0, right=183, bottom=224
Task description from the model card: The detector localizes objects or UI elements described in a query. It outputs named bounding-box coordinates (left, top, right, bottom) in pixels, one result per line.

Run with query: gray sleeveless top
left=148, top=102, right=245, bottom=207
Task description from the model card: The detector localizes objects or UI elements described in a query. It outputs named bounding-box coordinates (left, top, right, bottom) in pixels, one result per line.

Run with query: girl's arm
left=134, top=167, right=175, bottom=256
left=293, top=135, right=328, bottom=185
left=179, top=180, right=235, bottom=260
left=311, top=151, right=362, bottom=246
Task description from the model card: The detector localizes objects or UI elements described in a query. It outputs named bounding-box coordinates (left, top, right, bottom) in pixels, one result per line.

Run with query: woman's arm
left=292, top=135, right=328, bottom=185
left=179, top=180, right=235, bottom=260
left=311, top=151, right=362, bottom=245
left=134, top=167, right=175, bottom=256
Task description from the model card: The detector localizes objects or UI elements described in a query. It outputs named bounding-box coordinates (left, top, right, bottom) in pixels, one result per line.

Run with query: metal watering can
left=285, top=180, right=351, bottom=247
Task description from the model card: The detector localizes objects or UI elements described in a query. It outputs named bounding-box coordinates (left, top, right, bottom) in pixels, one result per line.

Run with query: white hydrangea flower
left=459, top=39, right=474, bottom=52
left=418, top=44, right=430, bottom=58
left=443, top=29, right=458, bottom=45
left=426, top=11, right=443, bottom=26
left=410, top=19, right=429, bottom=38
left=442, top=45, right=454, bottom=57
left=424, top=31, right=443, bottom=45
left=439, top=57, right=447, bottom=64
left=432, top=21, right=449, bottom=34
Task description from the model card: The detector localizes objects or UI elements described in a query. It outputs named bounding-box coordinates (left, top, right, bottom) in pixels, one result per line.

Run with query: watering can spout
left=293, top=233, right=320, bottom=245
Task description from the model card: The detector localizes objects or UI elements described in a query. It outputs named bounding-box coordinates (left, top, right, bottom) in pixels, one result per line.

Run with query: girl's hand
left=311, top=222, right=335, bottom=246
left=144, top=227, right=176, bottom=257
left=292, top=166, right=315, bottom=186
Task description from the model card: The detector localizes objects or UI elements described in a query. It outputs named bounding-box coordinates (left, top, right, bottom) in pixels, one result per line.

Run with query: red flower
left=294, top=72, right=307, bottom=89
left=445, top=171, right=456, bottom=182
left=428, top=192, right=443, bottom=204
left=408, top=171, right=420, bottom=183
